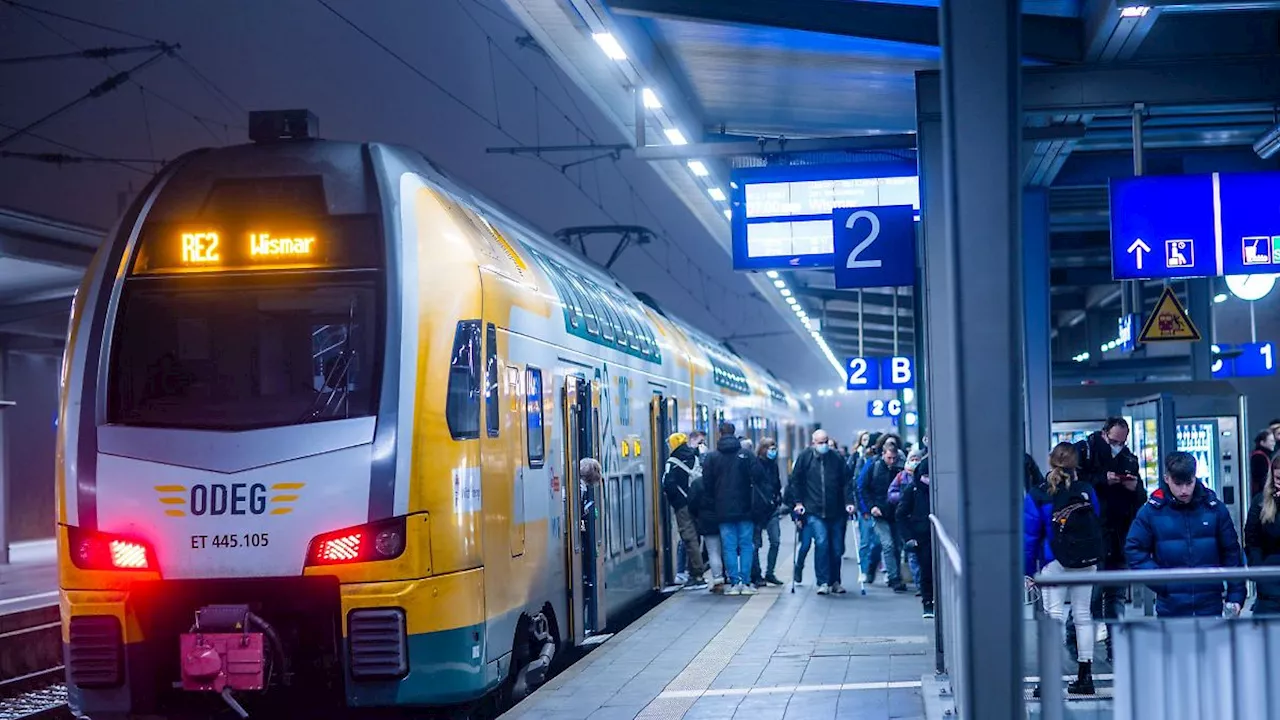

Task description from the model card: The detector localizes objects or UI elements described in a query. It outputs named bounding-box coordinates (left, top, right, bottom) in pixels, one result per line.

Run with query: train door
left=563, top=376, right=606, bottom=641
left=650, top=394, right=677, bottom=588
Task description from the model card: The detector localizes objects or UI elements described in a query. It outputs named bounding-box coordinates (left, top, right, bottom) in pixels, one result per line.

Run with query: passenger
left=893, top=450, right=926, bottom=591
left=1250, top=430, right=1276, bottom=501
left=662, top=432, right=708, bottom=590
left=686, top=436, right=726, bottom=594
left=789, top=429, right=854, bottom=595
left=1124, top=451, right=1245, bottom=618
left=897, top=457, right=933, bottom=618
left=1024, top=443, right=1103, bottom=697
left=1024, top=452, right=1046, bottom=492
left=849, top=431, right=873, bottom=478
left=858, top=444, right=909, bottom=593
left=1074, top=418, right=1144, bottom=659
left=750, top=438, right=784, bottom=587
left=1270, top=419, right=1280, bottom=450
left=740, top=437, right=754, bottom=455
left=701, top=422, right=767, bottom=596
left=1245, top=454, right=1280, bottom=616
left=854, top=434, right=885, bottom=584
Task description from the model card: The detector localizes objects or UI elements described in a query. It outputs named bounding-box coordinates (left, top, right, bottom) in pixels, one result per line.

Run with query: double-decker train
left=56, top=110, right=813, bottom=718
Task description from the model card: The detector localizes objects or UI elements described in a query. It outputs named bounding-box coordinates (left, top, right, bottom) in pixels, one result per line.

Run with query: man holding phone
left=1074, top=417, right=1147, bottom=659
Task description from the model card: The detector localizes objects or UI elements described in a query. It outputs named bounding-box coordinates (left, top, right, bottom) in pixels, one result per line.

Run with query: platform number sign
left=846, top=357, right=881, bottom=390
left=868, top=399, right=903, bottom=418
left=883, top=356, right=915, bottom=389
left=832, top=205, right=917, bottom=289
left=1210, top=342, right=1275, bottom=378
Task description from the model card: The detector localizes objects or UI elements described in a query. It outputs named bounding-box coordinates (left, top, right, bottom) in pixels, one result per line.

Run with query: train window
left=601, top=298, right=626, bottom=348
left=549, top=265, right=582, bottom=330
left=695, top=404, right=710, bottom=434
left=485, top=324, right=499, bottom=438
left=608, top=475, right=623, bottom=556
left=596, top=295, right=617, bottom=344
left=446, top=321, right=482, bottom=439
left=617, top=376, right=631, bottom=426
left=668, top=398, right=679, bottom=432
left=634, top=475, right=646, bottom=547
left=621, top=474, right=635, bottom=551
left=525, top=367, right=544, bottom=467
left=619, top=309, right=641, bottom=352
left=108, top=278, right=380, bottom=431
left=567, top=274, right=602, bottom=337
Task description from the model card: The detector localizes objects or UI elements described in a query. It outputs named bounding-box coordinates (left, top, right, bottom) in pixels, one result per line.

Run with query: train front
left=55, top=115, right=445, bottom=718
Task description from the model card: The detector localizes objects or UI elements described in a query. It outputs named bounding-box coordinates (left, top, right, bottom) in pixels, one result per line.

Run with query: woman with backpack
left=1024, top=442, right=1103, bottom=696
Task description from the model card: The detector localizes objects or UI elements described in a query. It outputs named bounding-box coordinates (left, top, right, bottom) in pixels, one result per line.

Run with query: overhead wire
left=0, top=0, right=160, bottom=42
left=0, top=120, right=155, bottom=174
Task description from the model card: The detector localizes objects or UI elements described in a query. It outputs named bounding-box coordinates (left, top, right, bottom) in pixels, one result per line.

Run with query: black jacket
left=1245, top=493, right=1280, bottom=611
left=859, top=456, right=904, bottom=518
left=701, top=435, right=764, bottom=525
left=788, top=446, right=853, bottom=520
left=1075, top=431, right=1140, bottom=489
left=757, top=456, right=783, bottom=521
left=1250, top=449, right=1272, bottom=502
left=1076, top=431, right=1144, bottom=568
left=661, top=444, right=699, bottom=511
left=896, top=478, right=931, bottom=544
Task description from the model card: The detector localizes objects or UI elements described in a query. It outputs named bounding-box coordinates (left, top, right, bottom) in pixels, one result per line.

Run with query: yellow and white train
left=56, top=110, right=813, bottom=718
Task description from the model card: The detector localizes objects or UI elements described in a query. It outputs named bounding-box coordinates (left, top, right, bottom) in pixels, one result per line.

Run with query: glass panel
left=526, top=368, right=544, bottom=465
left=485, top=324, right=499, bottom=438
left=634, top=475, right=646, bottom=546
left=622, top=473, right=635, bottom=551
left=608, top=476, right=623, bottom=556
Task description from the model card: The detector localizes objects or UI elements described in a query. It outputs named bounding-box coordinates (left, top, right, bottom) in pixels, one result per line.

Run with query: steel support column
left=917, top=0, right=1024, bottom=715
left=1024, top=189, right=1052, bottom=464
left=1186, top=279, right=1213, bottom=381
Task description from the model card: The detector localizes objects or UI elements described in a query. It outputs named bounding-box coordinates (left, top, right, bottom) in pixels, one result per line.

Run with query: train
left=55, top=110, right=814, bottom=718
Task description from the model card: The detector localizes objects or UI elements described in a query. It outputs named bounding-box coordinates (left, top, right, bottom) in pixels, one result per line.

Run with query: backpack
left=661, top=454, right=701, bottom=506
left=1049, top=487, right=1104, bottom=569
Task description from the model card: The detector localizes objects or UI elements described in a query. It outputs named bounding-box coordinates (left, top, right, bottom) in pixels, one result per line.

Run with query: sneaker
left=684, top=579, right=708, bottom=591
left=711, top=583, right=725, bottom=595
left=675, top=572, right=689, bottom=584
left=1095, top=623, right=1109, bottom=644
left=739, top=584, right=757, bottom=596
left=724, top=584, right=742, bottom=596
left=752, top=580, right=767, bottom=589
left=915, top=590, right=923, bottom=597
left=817, top=584, right=831, bottom=595
left=923, top=603, right=936, bottom=619
left=892, top=583, right=909, bottom=594
left=794, top=568, right=804, bottom=584
left=764, top=574, right=784, bottom=586
left=832, top=583, right=848, bottom=594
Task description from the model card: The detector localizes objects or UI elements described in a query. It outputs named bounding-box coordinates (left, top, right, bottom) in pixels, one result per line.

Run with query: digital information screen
left=731, top=163, right=919, bottom=271
left=1110, top=170, right=1280, bottom=280
left=131, top=217, right=380, bottom=275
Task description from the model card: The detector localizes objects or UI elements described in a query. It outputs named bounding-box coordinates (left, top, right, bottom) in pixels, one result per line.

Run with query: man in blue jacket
left=1124, top=451, right=1245, bottom=617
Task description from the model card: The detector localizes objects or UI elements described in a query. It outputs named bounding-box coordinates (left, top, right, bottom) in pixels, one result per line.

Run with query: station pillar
left=1024, top=189, right=1052, bottom=463
left=916, top=0, right=1024, bottom=715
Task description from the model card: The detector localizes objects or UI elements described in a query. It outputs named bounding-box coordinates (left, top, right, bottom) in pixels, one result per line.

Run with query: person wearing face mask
left=750, top=438, right=785, bottom=587
left=1073, top=417, right=1144, bottom=659
left=891, top=450, right=926, bottom=591
left=789, top=429, right=855, bottom=594
left=857, top=444, right=909, bottom=593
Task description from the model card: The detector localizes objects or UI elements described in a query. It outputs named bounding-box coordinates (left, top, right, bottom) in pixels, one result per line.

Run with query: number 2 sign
left=846, top=357, right=881, bottom=390
left=832, top=205, right=917, bottom=289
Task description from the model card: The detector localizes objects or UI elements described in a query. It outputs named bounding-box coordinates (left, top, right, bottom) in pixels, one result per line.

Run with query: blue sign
left=1110, top=174, right=1218, bottom=280
left=832, top=205, right=917, bottom=289
left=1220, top=172, right=1280, bottom=276
left=882, top=355, right=915, bottom=389
left=729, top=162, right=919, bottom=271
left=1211, top=344, right=1234, bottom=379
left=846, top=357, right=881, bottom=390
left=867, top=398, right=903, bottom=418
left=1118, top=314, right=1137, bottom=353
left=1235, top=341, right=1276, bottom=377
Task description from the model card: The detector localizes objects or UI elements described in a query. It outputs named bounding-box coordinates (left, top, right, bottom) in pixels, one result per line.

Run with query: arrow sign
left=1127, top=238, right=1151, bottom=270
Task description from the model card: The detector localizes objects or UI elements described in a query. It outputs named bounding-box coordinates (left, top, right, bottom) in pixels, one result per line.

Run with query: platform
left=505, top=528, right=932, bottom=720
left=0, top=539, right=57, bottom=615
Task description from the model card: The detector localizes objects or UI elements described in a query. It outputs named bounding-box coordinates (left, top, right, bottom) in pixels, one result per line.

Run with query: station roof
left=502, top=0, right=1280, bottom=380
left=0, top=208, right=101, bottom=349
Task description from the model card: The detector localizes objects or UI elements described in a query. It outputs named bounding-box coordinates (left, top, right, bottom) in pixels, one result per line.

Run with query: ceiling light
left=1214, top=293, right=1228, bottom=303
left=780, top=289, right=792, bottom=298
left=642, top=88, right=662, bottom=109
left=723, top=209, right=732, bottom=220
left=786, top=297, right=797, bottom=305
left=708, top=188, right=726, bottom=202
left=687, top=160, right=709, bottom=177
left=765, top=270, right=779, bottom=279
left=1120, top=6, right=1150, bottom=18
left=773, top=279, right=785, bottom=288
left=664, top=128, right=688, bottom=145
left=592, top=32, right=628, bottom=60
left=803, top=393, right=812, bottom=400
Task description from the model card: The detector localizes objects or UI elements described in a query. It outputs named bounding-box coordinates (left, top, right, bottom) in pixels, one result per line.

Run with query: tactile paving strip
left=635, top=592, right=779, bottom=719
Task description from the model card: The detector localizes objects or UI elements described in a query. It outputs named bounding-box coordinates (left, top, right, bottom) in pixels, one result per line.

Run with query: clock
left=1226, top=273, right=1277, bottom=301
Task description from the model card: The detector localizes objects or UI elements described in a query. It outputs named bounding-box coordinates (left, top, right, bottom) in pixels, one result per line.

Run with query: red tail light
left=67, top=527, right=155, bottom=571
left=306, top=517, right=405, bottom=566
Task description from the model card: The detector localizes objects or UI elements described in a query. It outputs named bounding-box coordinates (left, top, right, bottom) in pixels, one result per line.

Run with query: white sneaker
left=1095, top=623, right=1109, bottom=643
left=675, top=572, right=689, bottom=584
left=832, top=583, right=847, bottom=594
left=725, top=584, right=742, bottom=596
left=739, top=584, right=757, bottom=596
left=817, top=584, right=831, bottom=595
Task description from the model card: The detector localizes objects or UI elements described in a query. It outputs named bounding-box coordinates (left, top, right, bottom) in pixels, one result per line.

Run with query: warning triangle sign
left=1138, top=286, right=1202, bottom=343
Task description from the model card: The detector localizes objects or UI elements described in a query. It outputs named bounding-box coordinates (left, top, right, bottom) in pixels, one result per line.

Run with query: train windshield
left=108, top=277, right=380, bottom=431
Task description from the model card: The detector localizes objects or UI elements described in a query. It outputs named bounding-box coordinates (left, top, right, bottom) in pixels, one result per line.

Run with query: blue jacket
left=1023, top=481, right=1101, bottom=576
left=1124, top=484, right=1246, bottom=617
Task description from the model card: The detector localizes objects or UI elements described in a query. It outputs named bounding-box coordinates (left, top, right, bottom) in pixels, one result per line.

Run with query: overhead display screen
left=1110, top=171, right=1280, bottom=280
left=131, top=217, right=381, bottom=275
left=731, top=163, right=919, bottom=271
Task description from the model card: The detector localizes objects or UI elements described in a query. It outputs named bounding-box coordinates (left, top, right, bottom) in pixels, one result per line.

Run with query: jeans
left=704, top=535, right=724, bottom=585
left=917, top=537, right=934, bottom=608
left=1041, top=560, right=1097, bottom=662
left=675, top=507, right=706, bottom=578
left=719, top=521, right=755, bottom=586
left=858, top=515, right=883, bottom=578
left=794, top=519, right=815, bottom=581
left=907, top=545, right=922, bottom=589
left=873, top=518, right=901, bottom=585
left=809, top=517, right=848, bottom=587
left=751, top=515, right=782, bottom=581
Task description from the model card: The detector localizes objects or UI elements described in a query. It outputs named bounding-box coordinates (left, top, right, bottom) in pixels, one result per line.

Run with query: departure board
left=730, top=163, right=919, bottom=271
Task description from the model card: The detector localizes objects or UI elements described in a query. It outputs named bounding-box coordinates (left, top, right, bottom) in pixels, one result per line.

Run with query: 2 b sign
left=846, top=355, right=915, bottom=390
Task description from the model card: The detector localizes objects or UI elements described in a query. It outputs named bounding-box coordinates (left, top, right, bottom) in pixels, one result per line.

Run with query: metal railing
left=929, top=515, right=965, bottom=716
left=1032, top=566, right=1280, bottom=720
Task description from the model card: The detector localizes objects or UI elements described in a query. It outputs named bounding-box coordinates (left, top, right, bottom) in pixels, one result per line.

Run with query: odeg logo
left=190, top=483, right=268, bottom=516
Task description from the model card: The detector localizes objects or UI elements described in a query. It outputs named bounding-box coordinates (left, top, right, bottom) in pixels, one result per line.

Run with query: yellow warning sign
left=1138, top=287, right=1201, bottom=343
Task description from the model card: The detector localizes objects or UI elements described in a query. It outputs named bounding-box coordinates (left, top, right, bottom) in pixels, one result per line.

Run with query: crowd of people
left=661, top=423, right=934, bottom=616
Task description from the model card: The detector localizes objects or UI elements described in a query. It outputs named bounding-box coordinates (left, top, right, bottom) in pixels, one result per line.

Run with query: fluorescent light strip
left=642, top=88, right=661, bottom=109
left=687, top=160, right=709, bottom=177
left=592, top=33, right=627, bottom=60
left=708, top=188, right=726, bottom=202
left=664, top=128, right=688, bottom=145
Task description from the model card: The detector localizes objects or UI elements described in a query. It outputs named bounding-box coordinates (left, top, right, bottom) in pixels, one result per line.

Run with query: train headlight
left=374, top=528, right=404, bottom=558
left=306, top=516, right=407, bottom=566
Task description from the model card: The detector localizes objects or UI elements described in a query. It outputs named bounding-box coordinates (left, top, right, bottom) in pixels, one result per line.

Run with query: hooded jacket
left=788, top=445, right=853, bottom=520
left=661, top=443, right=699, bottom=511
left=896, top=474, right=932, bottom=544
left=1023, top=479, right=1101, bottom=576
left=700, top=435, right=764, bottom=525
left=859, top=455, right=905, bottom=518
left=1124, top=484, right=1246, bottom=617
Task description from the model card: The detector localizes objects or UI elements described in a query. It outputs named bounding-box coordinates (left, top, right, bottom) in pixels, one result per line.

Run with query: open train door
left=563, top=376, right=606, bottom=642
left=649, top=394, right=677, bottom=588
